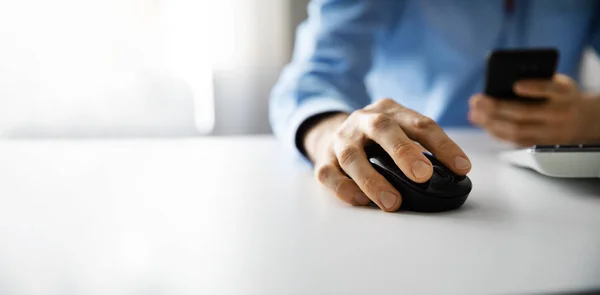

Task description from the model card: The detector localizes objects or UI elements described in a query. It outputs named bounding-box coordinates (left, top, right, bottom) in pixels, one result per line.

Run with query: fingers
left=356, top=111, right=433, bottom=183
left=314, top=154, right=370, bottom=206
left=469, top=101, right=566, bottom=146
left=366, top=98, right=471, bottom=175
left=315, top=97, right=477, bottom=212
left=476, top=117, right=565, bottom=146
left=390, top=108, right=472, bottom=175
left=477, top=118, right=540, bottom=147
left=514, top=73, right=576, bottom=102
left=332, top=129, right=402, bottom=212
left=333, top=119, right=402, bottom=212
left=469, top=94, right=568, bottom=125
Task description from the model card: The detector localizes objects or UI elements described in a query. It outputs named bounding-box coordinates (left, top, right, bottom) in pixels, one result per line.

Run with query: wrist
left=301, top=112, right=349, bottom=163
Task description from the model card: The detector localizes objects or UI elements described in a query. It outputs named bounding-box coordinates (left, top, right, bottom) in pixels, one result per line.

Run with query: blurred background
left=1, top=0, right=600, bottom=138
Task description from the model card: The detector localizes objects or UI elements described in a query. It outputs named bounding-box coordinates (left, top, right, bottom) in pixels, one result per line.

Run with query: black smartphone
left=484, top=48, right=559, bottom=103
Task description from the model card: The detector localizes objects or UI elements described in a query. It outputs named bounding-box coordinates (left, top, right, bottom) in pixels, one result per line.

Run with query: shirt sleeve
left=268, top=0, right=401, bottom=160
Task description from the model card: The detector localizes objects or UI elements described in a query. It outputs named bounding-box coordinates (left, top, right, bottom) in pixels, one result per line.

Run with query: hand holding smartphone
left=484, top=48, right=559, bottom=103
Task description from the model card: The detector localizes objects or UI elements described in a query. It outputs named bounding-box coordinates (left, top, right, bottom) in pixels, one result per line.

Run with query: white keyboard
left=499, top=144, right=600, bottom=178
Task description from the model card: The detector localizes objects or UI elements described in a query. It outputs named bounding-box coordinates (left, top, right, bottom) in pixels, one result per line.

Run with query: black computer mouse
left=365, top=143, right=472, bottom=213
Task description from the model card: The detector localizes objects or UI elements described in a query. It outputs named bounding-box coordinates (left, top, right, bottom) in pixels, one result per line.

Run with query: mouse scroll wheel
left=433, top=165, right=451, bottom=180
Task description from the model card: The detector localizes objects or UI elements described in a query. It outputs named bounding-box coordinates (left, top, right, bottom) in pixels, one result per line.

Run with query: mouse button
left=455, top=176, right=473, bottom=192
left=369, top=156, right=400, bottom=175
left=369, top=157, right=430, bottom=191
left=428, top=176, right=448, bottom=190
left=369, top=157, right=405, bottom=185
left=453, top=174, right=466, bottom=182
left=428, top=174, right=473, bottom=198
left=410, top=178, right=431, bottom=191
left=365, top=142, right=387, bottom=158
left=428, top=174, right=456, bottom=195
left=422, top=152, right=442, bottom=165
left=432, top=165, right=451, bottom=180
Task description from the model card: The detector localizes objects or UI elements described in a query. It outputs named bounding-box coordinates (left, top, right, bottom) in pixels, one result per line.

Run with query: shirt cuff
left=283, top=97, right=355, bottom=163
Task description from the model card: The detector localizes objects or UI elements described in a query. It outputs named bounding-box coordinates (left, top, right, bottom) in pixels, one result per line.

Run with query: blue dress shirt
left=269, top=0, right=600, bottom=158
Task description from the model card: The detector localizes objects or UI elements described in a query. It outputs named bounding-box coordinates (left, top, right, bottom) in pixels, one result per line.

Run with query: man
left=269, top=0, right=600, bottom=212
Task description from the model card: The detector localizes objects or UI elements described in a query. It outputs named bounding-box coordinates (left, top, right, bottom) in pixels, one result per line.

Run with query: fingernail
left=380, top=191, right=398, bottom=210
left=454, top=156, right=471, bottom=170
left=354, top=192, right=369, bottom=205
left=412, top=160, right=432, bottom=179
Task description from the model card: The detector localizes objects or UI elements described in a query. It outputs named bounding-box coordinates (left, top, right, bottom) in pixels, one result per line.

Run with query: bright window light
left=0, top=0, right=222, bottom=136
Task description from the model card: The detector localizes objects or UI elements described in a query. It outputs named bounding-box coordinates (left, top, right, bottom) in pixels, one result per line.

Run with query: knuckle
left=391, top=140, right=414, bottom=157
left=315, top=164, right=336, bottom=183
left=333, top=127, right=346, bottom=141
left=333, top=120, right=354, bottom=141
left=360, top=172, right=379, bottom=191
left=332, top=179, right=345, bottom=195
left=435, top=138, right=455, bottom=152
left=377, top=98, right=396, bottom=107
left=363, top=102, right=377, bottom=111
left=337, top=145, right=361, bottom=167
left=367, top=98, right=399, bottom=111
left=557, top=74, right=575, bottom=87
left=412, top=115, right=436, bottom=130
left=333, top=179, right=352, bottom=197
left=368, top=113, right=393, bottom=132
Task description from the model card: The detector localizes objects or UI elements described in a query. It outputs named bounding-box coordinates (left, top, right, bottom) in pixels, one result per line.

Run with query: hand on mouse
left=469, top=73, right=600, bottom=146
left=303, top=98, right=472, bottom=212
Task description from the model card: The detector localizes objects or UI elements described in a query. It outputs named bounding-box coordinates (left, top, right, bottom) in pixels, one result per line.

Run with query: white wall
left=211, top=0, right=301, bottom=135
left=0, top=0, right=218, bottom=137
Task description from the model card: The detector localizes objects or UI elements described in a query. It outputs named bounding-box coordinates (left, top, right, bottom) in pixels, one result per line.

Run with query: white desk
left=0, top=130, right=599, bottom=295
